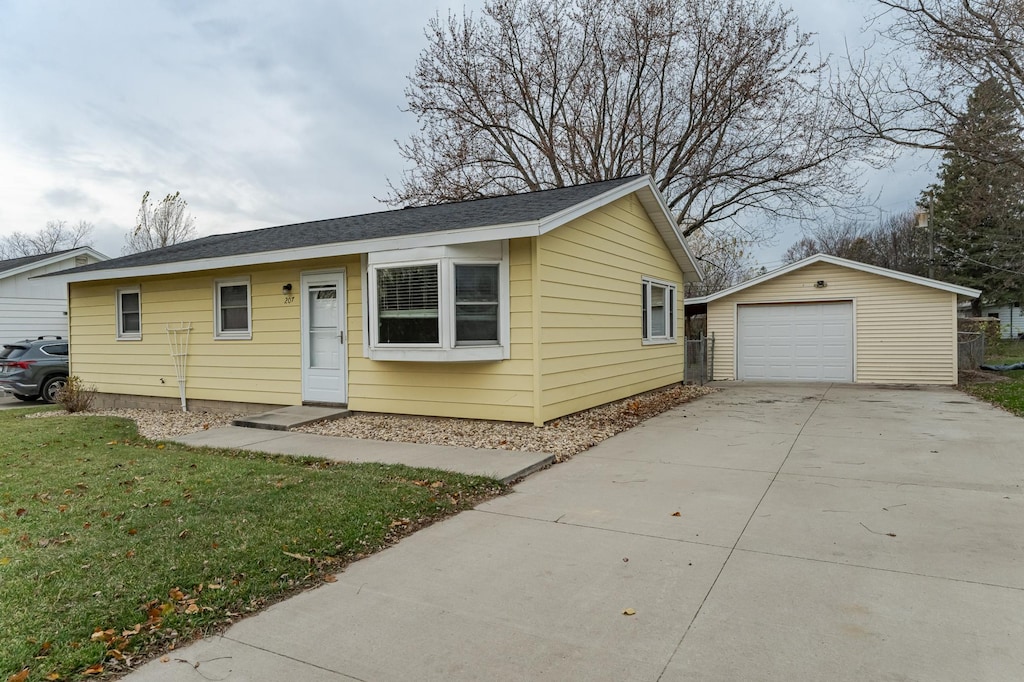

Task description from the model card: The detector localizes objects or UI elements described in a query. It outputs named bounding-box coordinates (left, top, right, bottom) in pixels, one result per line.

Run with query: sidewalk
left=173, top=426, right=554, bottom=484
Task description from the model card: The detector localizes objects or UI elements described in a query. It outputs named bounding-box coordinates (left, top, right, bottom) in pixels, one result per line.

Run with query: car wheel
left=40, top=376, right=68, bottom=404
left=13, top=394, right=38, bottom=402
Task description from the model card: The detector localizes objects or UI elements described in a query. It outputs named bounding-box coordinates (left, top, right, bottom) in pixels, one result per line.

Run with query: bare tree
left=124, top=191, right=197, bottom=254
left=0, top=220, right=94, bottom=260
left=783, top=211, right=930, bottom=276
left=847, top=0, right=1024, bottom=166
left=685, top=230, right=762, bottom=296
left=390, top=0, right=878, bottom=242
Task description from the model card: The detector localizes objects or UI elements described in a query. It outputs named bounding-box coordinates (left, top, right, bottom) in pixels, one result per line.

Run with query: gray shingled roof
left=68, top=176, right=644, bottom=275
left=0, top=249, right=79, bottom=276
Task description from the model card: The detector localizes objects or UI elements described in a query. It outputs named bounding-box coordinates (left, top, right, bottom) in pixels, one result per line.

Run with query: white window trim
left=365, top=242, right=510, bottom=362
left=642, top=276, right=677, bottom=345
left=116, top=286, right=142, bottom=340
left=214, top=277, right=252, bottom=340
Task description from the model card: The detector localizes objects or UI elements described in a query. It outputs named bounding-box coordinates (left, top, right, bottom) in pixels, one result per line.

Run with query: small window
left=642, top=277, right=676, bottom=343
left=454, top=264, right=499, bottom=345
left=117, top=287, right=141, bottom=340
left=376, top=264, right=440, bottom=344
left=215, top=278, right=251, bottom=339
left=41, top=344, right=68, bottom=356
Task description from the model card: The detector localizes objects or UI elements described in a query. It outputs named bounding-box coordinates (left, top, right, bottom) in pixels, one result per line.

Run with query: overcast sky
left=0, top=0, right=935, bottom=269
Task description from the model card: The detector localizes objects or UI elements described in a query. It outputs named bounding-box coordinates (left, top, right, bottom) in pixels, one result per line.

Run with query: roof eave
left=697, top=253, right=982, bottom=303
left=2, top=247, right=108, bottom=281
left=59, top=221, right=543, bottom=283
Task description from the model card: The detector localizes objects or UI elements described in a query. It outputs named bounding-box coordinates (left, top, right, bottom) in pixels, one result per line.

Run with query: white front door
left=301, top=270, right=347, bottom=404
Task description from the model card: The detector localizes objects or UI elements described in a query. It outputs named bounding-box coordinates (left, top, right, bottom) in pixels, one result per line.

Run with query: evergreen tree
left=928, top=78, right=1024, bottom=313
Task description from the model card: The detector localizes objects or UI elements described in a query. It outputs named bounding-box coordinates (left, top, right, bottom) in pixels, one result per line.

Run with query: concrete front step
left=233, top=405, right=350, bottom=431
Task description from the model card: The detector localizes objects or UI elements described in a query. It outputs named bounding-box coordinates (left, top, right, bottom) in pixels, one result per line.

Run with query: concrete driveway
left=128, top=383, right=1024, bottom=681
left=0, top=395, right=35, bottom=409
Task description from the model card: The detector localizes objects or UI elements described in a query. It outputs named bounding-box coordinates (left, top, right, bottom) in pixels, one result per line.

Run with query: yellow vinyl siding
left=69, top=257, right=355, bottom=406
left=346, top=238, right=536, bottom=422
left=707, top=261, right=958, bottom=385
left=537, top=194, right=684, bottom=422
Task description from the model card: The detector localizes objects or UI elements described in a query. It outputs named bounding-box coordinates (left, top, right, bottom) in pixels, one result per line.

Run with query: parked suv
left=0, top=336, right=69, bottom=403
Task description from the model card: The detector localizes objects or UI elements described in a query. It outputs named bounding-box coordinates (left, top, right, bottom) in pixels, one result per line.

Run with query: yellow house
left=689, top=254, right=981, bottom=385
left=61, top=176, right=702, bottom=425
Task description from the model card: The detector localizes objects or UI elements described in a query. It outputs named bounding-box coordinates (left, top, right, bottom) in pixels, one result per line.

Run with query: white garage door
left=737, top=302, right=853, bottom=382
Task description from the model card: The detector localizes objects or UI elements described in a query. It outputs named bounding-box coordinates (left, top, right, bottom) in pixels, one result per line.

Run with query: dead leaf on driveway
left=623, top=608, right=637, bottom=616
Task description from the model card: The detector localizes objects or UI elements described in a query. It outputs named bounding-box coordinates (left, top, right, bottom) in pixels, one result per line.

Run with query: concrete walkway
left=129, top=383, right=1024, bottom=681
left=174, top=426, right=554, bottom=484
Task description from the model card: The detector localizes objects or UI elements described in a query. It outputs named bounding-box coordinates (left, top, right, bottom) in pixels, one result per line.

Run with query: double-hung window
left=367, top=242, right=508, bottom=361
left=376, top=264, right=440, bottom=344
left=116, top=287, right=141, bottom=340
left=215, top=278, right=252, bottom=340
left=454, top=264, right=499, bottom=345
left=642, top=277, right=677, bottom=343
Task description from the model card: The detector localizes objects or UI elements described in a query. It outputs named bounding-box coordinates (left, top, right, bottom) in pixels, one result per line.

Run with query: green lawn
left=0, top=408, right=503, bottom=681
left=963, top=369, right=1024, bottom=416
left=961, top=338, right=1024, bottom=416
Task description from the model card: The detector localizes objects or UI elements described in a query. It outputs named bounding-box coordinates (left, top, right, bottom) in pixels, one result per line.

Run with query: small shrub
left=56, top=376, right=96, bottom=413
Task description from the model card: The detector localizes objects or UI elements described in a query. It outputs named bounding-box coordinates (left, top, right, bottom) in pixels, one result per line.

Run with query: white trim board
left=688, top=254, right=981, bottom=304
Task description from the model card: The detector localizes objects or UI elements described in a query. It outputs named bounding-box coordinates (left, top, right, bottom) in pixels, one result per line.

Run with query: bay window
left=366, top=242, right=509, bottom=361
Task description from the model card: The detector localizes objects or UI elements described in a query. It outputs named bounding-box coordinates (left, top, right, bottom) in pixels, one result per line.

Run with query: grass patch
left=0, top=409, right=503, bottom=681
left=962, top=369, right=1024, bottom=416
left=983, top=338, right=1024, bottom=365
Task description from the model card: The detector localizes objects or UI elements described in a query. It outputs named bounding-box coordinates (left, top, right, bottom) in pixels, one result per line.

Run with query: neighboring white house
left=0, top=247, right=107, bottom=343
left=981, top=303, right=1024, bottom=339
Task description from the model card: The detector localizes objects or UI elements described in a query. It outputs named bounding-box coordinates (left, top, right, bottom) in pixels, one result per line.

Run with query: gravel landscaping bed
left=29, top=383, right=714, bottom=461
left=296, top=383, right=715, bottom=460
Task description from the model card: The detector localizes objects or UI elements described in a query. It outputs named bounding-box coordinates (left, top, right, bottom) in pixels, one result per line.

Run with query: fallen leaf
left=185, top=603, right=199, bottom=614
left=0, top=558, right=10, bottom=566
left=125, top=549, right=136, bottom=558
left=58, top=505, right=68, bottom=513
left=160, top=656, right=170, bottom=663
left=157, top=444, right=165, bottom=449
left=623, top=608, right=637, bottom=616
left=15, top=508, right=26, bottom=517
left=169, top=587, right=185, bottom=601
left=106, top=441, right=118, bottom=445
left=671, top=511, right=681, bottom=517
left=207, top=583, right=222, bottom=590
left=323, top=574, right=338, bottom=583
left=178, top=529, right=190, bottom=539
left=161, top=499, right=172, bottom=506
left=46, top=673, right=62, bottom=680
left=283, top=551, right=313, bottom=563
left=82, top=663, right=104, bottom=675
left=35, top=641, right=52, bottom=657
left=127, top=528, right=137, bottom=536
left=90, top=629, right=114, bottom=643
left=82, top=522, right=91, bottom=529
left=7, top=669, right=29, bottom=682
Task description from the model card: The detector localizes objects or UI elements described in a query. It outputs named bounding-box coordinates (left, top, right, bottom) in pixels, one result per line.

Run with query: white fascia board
left=699, top=253, right=982, bottom=303
left=59, top=221, right=541, bottom=283
left=535, top=175, right=704, bottom=282
left=4, top=247, right=109, bottom=281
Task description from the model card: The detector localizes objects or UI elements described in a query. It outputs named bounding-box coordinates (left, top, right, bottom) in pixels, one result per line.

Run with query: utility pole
left=916, top=195, right=935, bottom=279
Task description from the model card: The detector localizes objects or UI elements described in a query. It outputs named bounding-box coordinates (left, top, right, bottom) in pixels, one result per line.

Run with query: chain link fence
left=685, top=333, right=714, bottom=384
left=958, top=331, right=985, bottom=370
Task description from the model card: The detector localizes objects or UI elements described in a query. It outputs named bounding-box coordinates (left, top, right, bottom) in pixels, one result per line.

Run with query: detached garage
left=690, top=254, right=981, bottom=385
